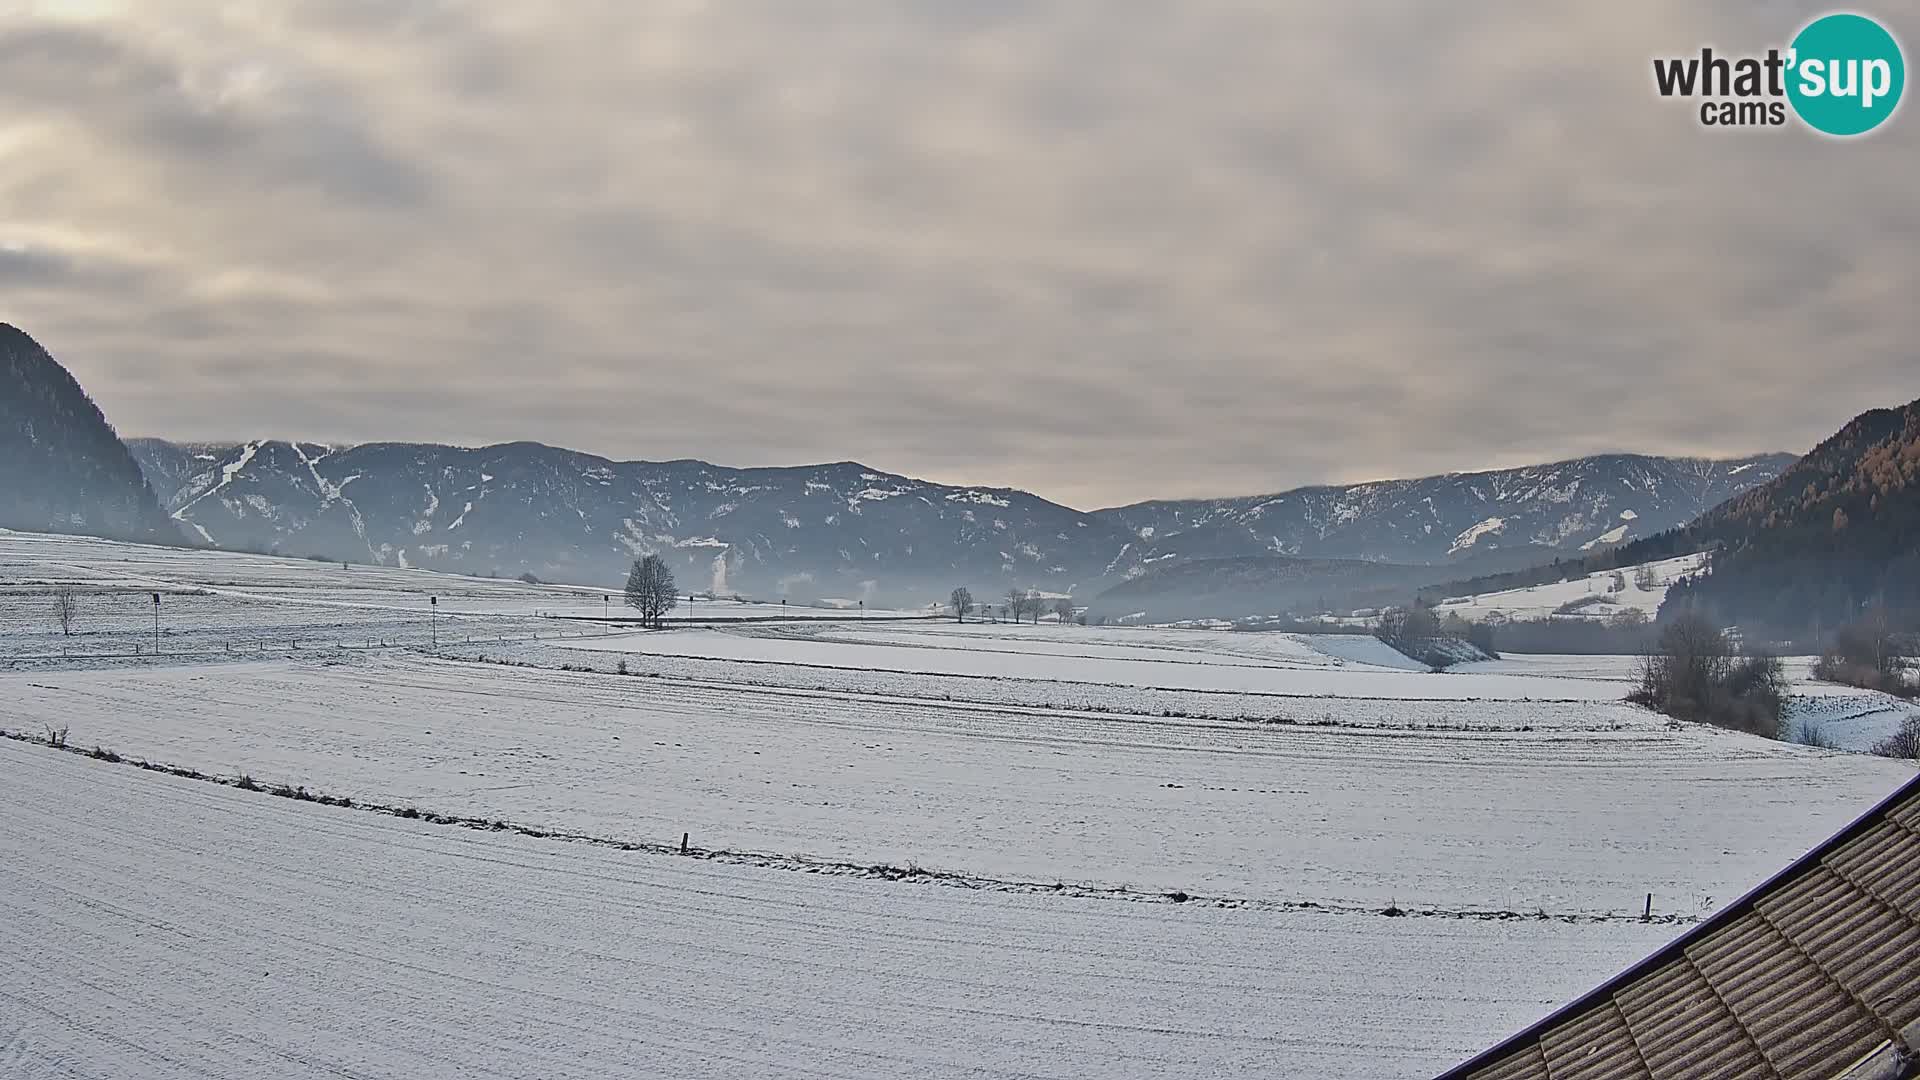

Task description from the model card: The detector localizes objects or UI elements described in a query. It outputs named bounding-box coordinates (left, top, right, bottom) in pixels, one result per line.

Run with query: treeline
left=1479, top=612, right=1657, bottom=655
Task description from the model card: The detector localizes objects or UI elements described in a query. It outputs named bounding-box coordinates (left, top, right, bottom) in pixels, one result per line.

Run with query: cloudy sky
left=2, top=1, right=1915, bottom=508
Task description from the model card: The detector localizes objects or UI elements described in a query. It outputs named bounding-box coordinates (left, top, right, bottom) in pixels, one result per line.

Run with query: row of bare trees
left=949, top=586, right=1076, bottom=625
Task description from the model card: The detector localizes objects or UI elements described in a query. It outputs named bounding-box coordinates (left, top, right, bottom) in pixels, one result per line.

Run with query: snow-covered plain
left=0, top=740, right=1680, bottom=1080
left=7, top=654, right=1908, bottom=914
left=558, top=623, right=1628, bottom=701
left=2, top=531, right=1916, bottom=1079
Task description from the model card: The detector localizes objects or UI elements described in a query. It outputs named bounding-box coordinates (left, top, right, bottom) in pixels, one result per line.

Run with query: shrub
left=616, top=659, right=630, bottom=676
left=43, top=724, right=69, bottom=748
left=1793, top=720, right=1840, bottom=751
left=1871, top=716, right=1920, bottom=760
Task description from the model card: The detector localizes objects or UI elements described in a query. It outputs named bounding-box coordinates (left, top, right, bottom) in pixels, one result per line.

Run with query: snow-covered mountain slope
left=1094, top=453, right=1792, bottom=569
left=128, top=439, right=1126, bottom=601
left=1432, top=553, right=1709, bottom=623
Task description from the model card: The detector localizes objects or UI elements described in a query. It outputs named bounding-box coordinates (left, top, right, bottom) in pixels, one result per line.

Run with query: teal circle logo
left=1787, top=13, right=1905, bottom=136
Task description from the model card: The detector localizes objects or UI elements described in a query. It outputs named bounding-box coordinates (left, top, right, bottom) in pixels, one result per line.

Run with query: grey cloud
left=0, top=22, right=428, bottom=209
left=0, top=246, right=72, bottom=284
left=2, top=1, right=1916, bottom=508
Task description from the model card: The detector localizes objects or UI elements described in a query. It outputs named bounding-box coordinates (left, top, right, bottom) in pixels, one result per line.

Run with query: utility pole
left=603, top=595, right=610, bottom=635
left=429, top=595, right=438, bottom=651
left=151, top=592, right=161, bottom=654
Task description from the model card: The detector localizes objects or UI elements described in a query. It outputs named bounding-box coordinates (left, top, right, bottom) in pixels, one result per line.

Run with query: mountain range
left=126, top=434, right=1791, bottom=606
left=0, top=321, right=1809, bottom=610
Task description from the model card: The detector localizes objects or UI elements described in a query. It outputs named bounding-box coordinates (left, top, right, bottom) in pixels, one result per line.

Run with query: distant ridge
left=127, top=431, right=1790, bottom=605
left=1091, top=452, right=1794, bottom=567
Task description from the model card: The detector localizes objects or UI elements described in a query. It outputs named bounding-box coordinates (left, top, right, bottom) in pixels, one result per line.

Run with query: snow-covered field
left=557, top=623, right=1626, bottom=701
left=1434, top=553, right=1707, bottom=622
left=2, top=531, right=1915, bottom=1079
left=0, top=530, right=928, bottom=660
left=0, top=740, right=1680, bottom=1080
left=7, top=653, right=1909, bottom=914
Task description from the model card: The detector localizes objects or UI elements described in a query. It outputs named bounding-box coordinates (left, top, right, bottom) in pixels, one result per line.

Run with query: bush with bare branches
left=1870, top=716, right=1920, bottom=760
left=1628, top=612, right=1786, bottom=739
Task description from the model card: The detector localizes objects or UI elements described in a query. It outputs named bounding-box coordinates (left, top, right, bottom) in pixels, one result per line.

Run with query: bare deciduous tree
left=1871, top=716, right=1920, bottom=760
left=1024, top=589, right=1043, bottom=624
left=1052, top=598, right=1074, bottom=625
left=624, top=555, right=678, bottom=629
left=950, top=587, right=973, bottom=622
left=1005, top=587, right=1027, bottom=625
left=1633, top=564, right=1659, bottom=591
left=54, top=589, right=77, bottom=636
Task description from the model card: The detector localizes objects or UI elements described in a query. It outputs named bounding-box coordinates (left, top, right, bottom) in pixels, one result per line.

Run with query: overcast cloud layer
left=2, top=1, right=1916, bottom=508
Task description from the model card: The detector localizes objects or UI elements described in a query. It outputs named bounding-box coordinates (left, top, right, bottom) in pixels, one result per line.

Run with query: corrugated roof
left=1436, top=771, right=1920, bottom=1080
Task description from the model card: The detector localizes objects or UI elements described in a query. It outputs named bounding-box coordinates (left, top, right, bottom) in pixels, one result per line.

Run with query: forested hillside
left=0, top=324, right=177, bottom=543
left=1664, top=397, right=1920, bottom=638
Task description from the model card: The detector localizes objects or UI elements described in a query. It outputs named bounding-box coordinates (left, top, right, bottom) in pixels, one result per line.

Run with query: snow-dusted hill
left=1433, top=553, right=1709, bottom=623
left=1095, top=453, right=1792, bottom=569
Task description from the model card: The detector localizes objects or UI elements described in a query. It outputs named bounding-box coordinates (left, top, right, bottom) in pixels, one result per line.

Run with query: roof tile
left=1439, top=774, right=1920, bottom=1080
